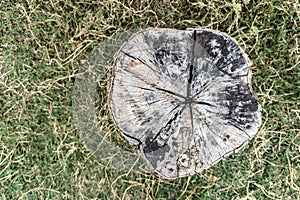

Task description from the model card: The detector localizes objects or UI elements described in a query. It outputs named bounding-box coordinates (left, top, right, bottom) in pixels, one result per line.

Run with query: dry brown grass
left=1, top=0, right=299, bottom=199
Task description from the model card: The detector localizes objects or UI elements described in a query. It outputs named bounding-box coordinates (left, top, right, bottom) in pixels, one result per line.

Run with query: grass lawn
left=1, top=0, right=299, bottom=199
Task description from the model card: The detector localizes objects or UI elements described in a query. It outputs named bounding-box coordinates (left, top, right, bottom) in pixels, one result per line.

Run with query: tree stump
left=108, top=28, right=262, bottom=179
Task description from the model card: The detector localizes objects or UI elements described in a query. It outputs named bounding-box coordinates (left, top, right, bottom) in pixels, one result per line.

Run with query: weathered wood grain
left=108, top=28, right=262, bottom=179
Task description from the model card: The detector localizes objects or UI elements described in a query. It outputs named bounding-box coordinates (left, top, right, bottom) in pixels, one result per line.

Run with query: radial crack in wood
left=108, top=28, right=262, bottom=179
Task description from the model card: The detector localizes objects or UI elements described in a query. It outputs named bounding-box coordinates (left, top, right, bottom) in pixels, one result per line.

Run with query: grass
left=0, top=0, right=299, bottom=199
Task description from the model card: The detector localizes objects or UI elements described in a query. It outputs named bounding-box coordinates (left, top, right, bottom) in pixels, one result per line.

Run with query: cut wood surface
left=108, top=28, right=262, bottom=179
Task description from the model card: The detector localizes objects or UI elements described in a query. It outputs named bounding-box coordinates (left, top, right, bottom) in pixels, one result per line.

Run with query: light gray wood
left=108, top=28, right=262, bottom=179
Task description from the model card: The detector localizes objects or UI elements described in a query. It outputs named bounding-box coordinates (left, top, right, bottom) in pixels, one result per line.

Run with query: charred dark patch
left=144, top=139, right=170, bottom=169
left=230, top=54, right=246, bottom=72
left=224, top=84, right=258, bottom=127
left=195, top=31, right=227, bottom=59
left=144, top=139, right=160, bottom=153
left=222, top=40, right=238, bottom=56
left=195, top=32, right=210, bottom=46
